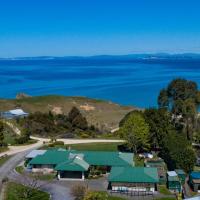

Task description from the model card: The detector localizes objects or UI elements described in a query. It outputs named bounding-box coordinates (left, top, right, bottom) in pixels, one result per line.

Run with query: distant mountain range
left=1, top=53, right=200, bottom=60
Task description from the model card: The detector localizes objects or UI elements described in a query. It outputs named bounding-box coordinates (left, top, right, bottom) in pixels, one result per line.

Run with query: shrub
left=71, top=184, right=87, bottom=200
left=53, top=141, right=64, bottom=146
left=84, top=191, right=108, bottom=200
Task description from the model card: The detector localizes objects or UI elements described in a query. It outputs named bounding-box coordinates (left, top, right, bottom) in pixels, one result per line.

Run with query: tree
left=158, top=78, right=199, bottom=110
left=0, top=121, right=4, bottom=147
left=158, top=89, right=169, bottom=108
left=68, top=107, right=81, bottom=123
left=84, top=191, right=108, bottom=200
left=71, top=184, right=87, bottom=200
left=158, top=78, right=200, bottom=140
left=160, top=133, right=196, bottom=172
left=72, top=114, right=88, bottom=130
left=144, top=108, right=175, bottom=148
left=119, top=112, right=150, bottom=153
left=119, top=110, right=143, bottom=127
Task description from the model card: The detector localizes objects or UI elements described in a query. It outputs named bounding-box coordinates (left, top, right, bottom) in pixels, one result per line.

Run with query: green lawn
left=4, top=182, right=50, bottom=200
left=15, top=166, right=24, bottom=174
left=0, top=147, right=9, bottom=153
left=41, top=142, right=124, bottom=151
left=65, top=142, right=123, bottom=151
left=158, top=185, right=171, bottom=195
left=30, top=173, right=56, bottom=181
left=0, top=155, right=12, bottom=167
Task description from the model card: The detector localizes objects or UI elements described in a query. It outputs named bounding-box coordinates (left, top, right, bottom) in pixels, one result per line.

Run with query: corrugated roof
left=55, top=156, right=89, bottom=171
left=175, top=169, right=185, bottom=175
left=29, top=150, right=134, bottom=167
left=82, top=151, right=134, bottom=167
left=29, top=149, right=69, bottom=165
left=26, top=150, right=46, bottom=159
left=108, top=167, right=159, bottom=183
left=9, top=109, right=28, bottom=115
left=190, top=172, right=200, bottom=179
left=167, top=171, right=177, bottom=177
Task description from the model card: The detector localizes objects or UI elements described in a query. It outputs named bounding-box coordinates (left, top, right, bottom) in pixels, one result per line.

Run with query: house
left=1, top=109, right=29, bottom=119
left=25, top=150, right=46, bottom=162
left=175, top=169, right=186, bottom=184
left=167, top=171, right=181, bottom=193
left=28, top=149, right=134, bottom=180
left=145, top=158, right=166, bottom=184
left=189, top=171, right=200, bottom=192
left=108, top=167, right=159, bottom=194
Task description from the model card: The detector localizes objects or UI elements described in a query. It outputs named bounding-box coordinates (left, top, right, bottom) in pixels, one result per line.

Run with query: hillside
left=0, top=95, right=136, bottom=131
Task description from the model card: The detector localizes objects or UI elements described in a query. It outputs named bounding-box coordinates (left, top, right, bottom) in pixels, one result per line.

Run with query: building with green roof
left=29, top=149, right=134, bottom=180
left=108, top=167, right=159, bottom=194
left=167, top=171, right=182, bottom=193
left=175, top=169, right=186, bottom=184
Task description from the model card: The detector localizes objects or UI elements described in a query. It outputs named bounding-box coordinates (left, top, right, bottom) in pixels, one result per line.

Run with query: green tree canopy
left=119, top=112, right=150, bottom=153
left=144, top=108, right=175, bottom=148
left=0, top=121, right=4, bottom=146
left=160, top=133, right=196, bottom=172
left=158, top=78, right=200, bottom=140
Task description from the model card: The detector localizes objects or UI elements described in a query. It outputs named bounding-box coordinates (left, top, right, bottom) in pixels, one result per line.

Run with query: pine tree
left=0, top=122, right=4, bottom=146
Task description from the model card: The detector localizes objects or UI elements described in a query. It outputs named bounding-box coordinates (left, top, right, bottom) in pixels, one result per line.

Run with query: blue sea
left=1, top=59, right=200, bottom=108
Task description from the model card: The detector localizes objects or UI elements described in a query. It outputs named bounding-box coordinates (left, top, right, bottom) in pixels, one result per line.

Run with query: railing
left=110, top=189, right=153, bottom=196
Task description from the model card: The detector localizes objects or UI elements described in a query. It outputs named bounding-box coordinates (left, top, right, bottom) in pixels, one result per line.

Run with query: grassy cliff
left=0, top=95, right=136, bottom=131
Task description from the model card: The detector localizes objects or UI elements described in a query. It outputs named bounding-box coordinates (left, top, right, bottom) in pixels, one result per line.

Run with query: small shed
left=167, top=171, right=181, bottom=193
left=108, top=167, right=159, bottom=194
left=175, top=169, right=186, bottom=184
left=1, top=109, right=29, bottom=119
left=189, top=171, right=200, bottom=192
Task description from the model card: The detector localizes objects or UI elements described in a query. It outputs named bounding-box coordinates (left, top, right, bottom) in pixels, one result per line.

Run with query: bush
left=48, top=143, right=55, bottom=147
left=71, top=184, right=87, bottom=200
left=84, top=191, right=108, bottom=200
left=2, top=177, right=9, bottom=183
left=53, top=141, right=64, bottom=146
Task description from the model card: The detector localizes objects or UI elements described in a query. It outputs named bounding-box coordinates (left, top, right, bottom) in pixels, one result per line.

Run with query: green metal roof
left=175, top=169, right=185, bottom=175
left=168, top=176, right=180, bottom=182
left=29, top=149, right=69, bottom=165
left=29, top=150, right=134, bottom=168
left=82, top=151, right=134, bottom=167
left=108, top=167, right=159, bottom=183
left=55, top=156, right=89, bottom=171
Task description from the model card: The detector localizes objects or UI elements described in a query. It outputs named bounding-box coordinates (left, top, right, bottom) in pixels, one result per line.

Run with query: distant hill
left=0, top=95, right=137, bottom=131
left=1, top=53, right=200, bottom=61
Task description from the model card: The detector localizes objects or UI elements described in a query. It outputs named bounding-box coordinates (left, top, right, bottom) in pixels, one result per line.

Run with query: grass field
left=0, top=95, right=135, bottom=131
left=0, top=147, right=9, bottom=153
left=0, top=155, right=12, bottom=167
left=4, top=182, right=50, bottom=200
left=158, top=185, right=171, bottom=195
left=42, top=142, right=124, bottom=151
left=67, top=142, right=124, bottom=151
left=15, top=166, right=24, bottom=174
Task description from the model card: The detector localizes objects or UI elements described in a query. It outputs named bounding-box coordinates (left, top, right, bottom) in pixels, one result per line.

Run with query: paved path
left=9, top=170, right=73, bottom=200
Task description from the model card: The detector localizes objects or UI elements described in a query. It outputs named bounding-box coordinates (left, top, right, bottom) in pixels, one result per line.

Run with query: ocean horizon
left=1, top=58, right=200, bottom=108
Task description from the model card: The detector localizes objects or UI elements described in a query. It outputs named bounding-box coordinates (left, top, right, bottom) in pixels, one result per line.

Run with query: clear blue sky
left=1, top=0, right=200, bottom=57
